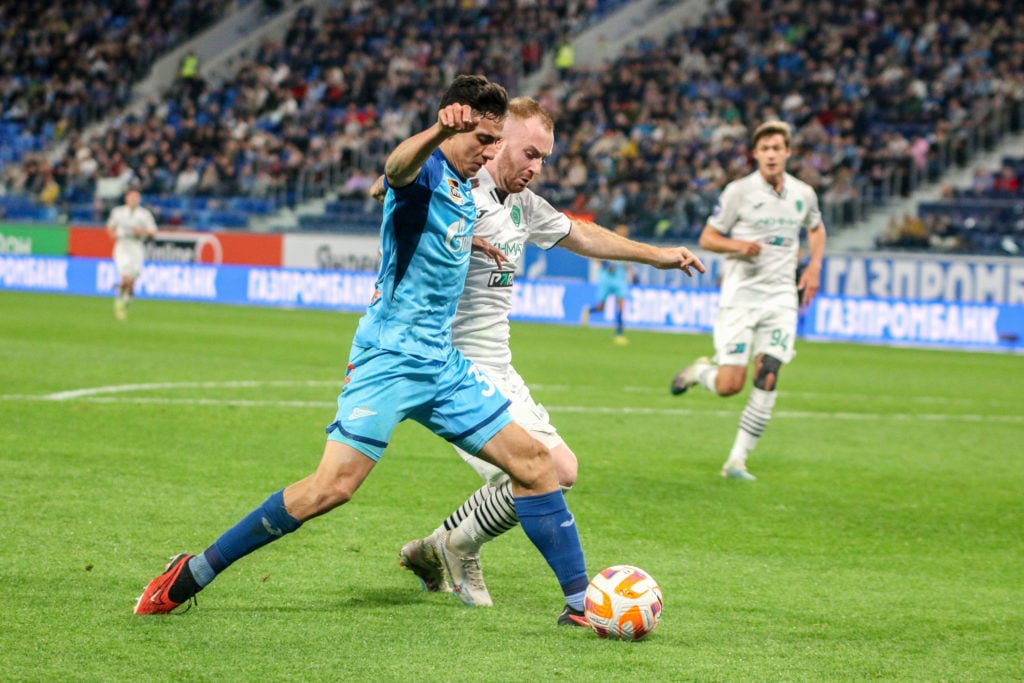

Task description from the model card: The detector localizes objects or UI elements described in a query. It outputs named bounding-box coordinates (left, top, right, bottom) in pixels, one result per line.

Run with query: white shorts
left=113, top=241, right=146, bottom=279
left=713, top=306, right=797, bottom=366
left=455, top=362, right=563, bottom=487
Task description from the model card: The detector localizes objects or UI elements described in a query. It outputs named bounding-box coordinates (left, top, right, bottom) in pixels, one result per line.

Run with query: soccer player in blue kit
left=581, top=225, right=635, bottom=345
left=134, top=75, right=592, bottom=626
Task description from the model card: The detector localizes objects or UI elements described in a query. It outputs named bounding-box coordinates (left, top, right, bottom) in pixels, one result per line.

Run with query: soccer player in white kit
left=106, top=189, right=157, bottom=320
left=396, top=97, right=705, bottom=607
left=670, top=120, right=826, bottom=481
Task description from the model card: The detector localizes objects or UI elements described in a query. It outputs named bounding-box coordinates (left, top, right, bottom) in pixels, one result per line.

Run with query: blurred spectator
left=178, top=50, right=204, bottom=102
left=992, top=164, right=1020, bottom=195
left=554, top=35, right=575, bottom=79
left=877, top=213, right=929, bottom=249
left=338, top=168, right=374, bottom=198
left=38, top=170, right=61, bottom=207
left=174, top=158, right=201, bottom=196
left=970, top=167, right=995, bottom=195
left=924, top=212, right=961, bottom=252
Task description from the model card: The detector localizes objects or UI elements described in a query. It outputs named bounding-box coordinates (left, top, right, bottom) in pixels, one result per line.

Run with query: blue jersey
left=596, top=261, right=630, bottom=300
left=353, top=149, right=476, bottom=361
left=599, top=261, right=628, bottom=285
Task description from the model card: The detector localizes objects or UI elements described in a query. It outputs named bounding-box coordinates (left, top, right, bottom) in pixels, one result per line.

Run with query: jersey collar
left=756, top=170, right=788, bottom=199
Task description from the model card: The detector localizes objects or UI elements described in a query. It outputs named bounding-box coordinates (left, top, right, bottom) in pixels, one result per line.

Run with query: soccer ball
left=584, top=565, right=664, bottom=641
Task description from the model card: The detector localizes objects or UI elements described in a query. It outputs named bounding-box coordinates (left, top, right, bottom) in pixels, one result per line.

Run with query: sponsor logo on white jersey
left=487, top=271, right=515, bottom=287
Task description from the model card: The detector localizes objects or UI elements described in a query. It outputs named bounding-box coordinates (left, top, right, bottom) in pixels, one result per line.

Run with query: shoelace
left=459, top=554, right=486, bottom=591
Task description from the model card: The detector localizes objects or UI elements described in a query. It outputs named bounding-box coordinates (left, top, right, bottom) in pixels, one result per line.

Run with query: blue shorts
left=597, top=272, right=629, bottom=300
left=325, top=345, right=512, bottom=461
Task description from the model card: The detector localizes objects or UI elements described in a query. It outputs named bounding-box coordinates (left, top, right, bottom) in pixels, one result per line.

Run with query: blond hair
left=508, top=97, right=555, bottom=132
left=752, top=120, right=792, bottom=148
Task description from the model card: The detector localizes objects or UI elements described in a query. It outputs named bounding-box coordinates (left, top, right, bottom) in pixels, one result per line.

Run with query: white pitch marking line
left=68, top=396, right=336, bottom=409
left=0, top=381, right=1020, bottom=424
left=534, top=384, right=1019, bottom=408
left=549, top=405, right=1024, bottom=424
left=40, top=380, right=339, bottom=401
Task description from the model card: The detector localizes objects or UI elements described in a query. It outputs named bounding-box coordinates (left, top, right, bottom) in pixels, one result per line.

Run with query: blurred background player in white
left=105, top=189, right=157, bottom=320
left=580, top=223, right=635, bottom=345
left=393, top=97, right=705, bottom=607
left=670, top=120, right=826, bottom=480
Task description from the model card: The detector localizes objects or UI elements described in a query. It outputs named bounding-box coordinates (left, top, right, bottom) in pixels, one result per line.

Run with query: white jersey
left=452, top=167, right=572, bottom=368
left=107, top=204, right=157, bottom=243
left=708, top=171, right=822, bottom=310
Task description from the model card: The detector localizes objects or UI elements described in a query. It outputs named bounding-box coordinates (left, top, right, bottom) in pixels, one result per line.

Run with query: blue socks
left=188, top=489, right=302, bottom=588
left=184, top=487, right=589, bottom=614
left=515, top=489, right=588, bottom=610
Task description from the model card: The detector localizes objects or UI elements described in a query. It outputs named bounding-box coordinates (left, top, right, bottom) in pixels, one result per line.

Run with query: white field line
left=536, top=384, right=1020, bottom=408
left=0, top=381, right=1020, bottom=424
left=39, top=380, right=339, bottom=401
left=549, top=405, right=1024, bottom=424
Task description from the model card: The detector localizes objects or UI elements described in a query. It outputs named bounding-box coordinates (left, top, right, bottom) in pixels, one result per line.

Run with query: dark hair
left=439, top=75, right=508, bottom=122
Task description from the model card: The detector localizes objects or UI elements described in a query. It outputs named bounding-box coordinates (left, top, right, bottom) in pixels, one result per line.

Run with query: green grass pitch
left=1, top=291, right=1021, bottom=681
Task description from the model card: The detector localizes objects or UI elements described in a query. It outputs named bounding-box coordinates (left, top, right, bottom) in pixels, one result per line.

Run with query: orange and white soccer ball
left=584, top=565, right=664, bottom=641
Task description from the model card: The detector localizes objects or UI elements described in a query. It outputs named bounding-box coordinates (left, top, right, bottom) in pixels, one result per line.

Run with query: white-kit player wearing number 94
left=670, top=120, right=827, bottom=481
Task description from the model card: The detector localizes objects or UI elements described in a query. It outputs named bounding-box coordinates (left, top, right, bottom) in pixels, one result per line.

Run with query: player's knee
left=311, top=465, right=364, bottom=510
left=507, top=438, right=556, bottom=489
left=715, top=367, right=746, bottom=396
left=289, top=481, right=354, bottom=520
left=315, top=480, right=356, bottom=510
left=754, top=354, right=783, bottom=391
left=551, top=444, right=578, bottom=488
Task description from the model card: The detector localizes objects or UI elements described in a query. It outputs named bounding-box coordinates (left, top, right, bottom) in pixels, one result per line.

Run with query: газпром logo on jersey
left=445, top=219, right=472, bottom=252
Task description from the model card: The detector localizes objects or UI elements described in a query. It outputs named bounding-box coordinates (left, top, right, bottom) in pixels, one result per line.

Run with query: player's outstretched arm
left=560, top=219, right=706, bottom=276
left=384, top=104, right=478, bottom=188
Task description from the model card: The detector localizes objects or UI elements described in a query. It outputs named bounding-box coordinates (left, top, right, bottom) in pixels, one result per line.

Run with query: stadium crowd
left=1, top=0, right=1023, bottom=254
left=538, top=0, right=1024, bottom=239
left=0, top=0, right=229, bottom=139
left=3, top=0, right=598, bottom=219
left=877, top=156, right=1024, bottom=255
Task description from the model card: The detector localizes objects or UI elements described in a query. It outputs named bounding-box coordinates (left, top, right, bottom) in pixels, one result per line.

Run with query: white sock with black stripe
left=448, top=480, right=519, bottom=554
left=726, top=387, right=777, bottom=467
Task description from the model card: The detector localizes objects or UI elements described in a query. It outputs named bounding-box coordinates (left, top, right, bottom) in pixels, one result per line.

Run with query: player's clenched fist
left=438, top=103, right=479, bottom=135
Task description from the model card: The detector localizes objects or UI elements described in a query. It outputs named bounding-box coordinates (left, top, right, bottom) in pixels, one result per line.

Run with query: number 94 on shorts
left=713, top=307, right=797, bottom=365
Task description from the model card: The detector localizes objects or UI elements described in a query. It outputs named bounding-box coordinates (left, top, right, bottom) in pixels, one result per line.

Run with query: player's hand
left=653, top=246, right=706, bottom=277
left=735, top=240, right=762, bottom=258
left=472, top=235, right=509, bottom=269
left=437, top=104, right=479, bottom=137
left=368, top=175, right=386, bottom=203
left=797, top=262, right=821, bottom=308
